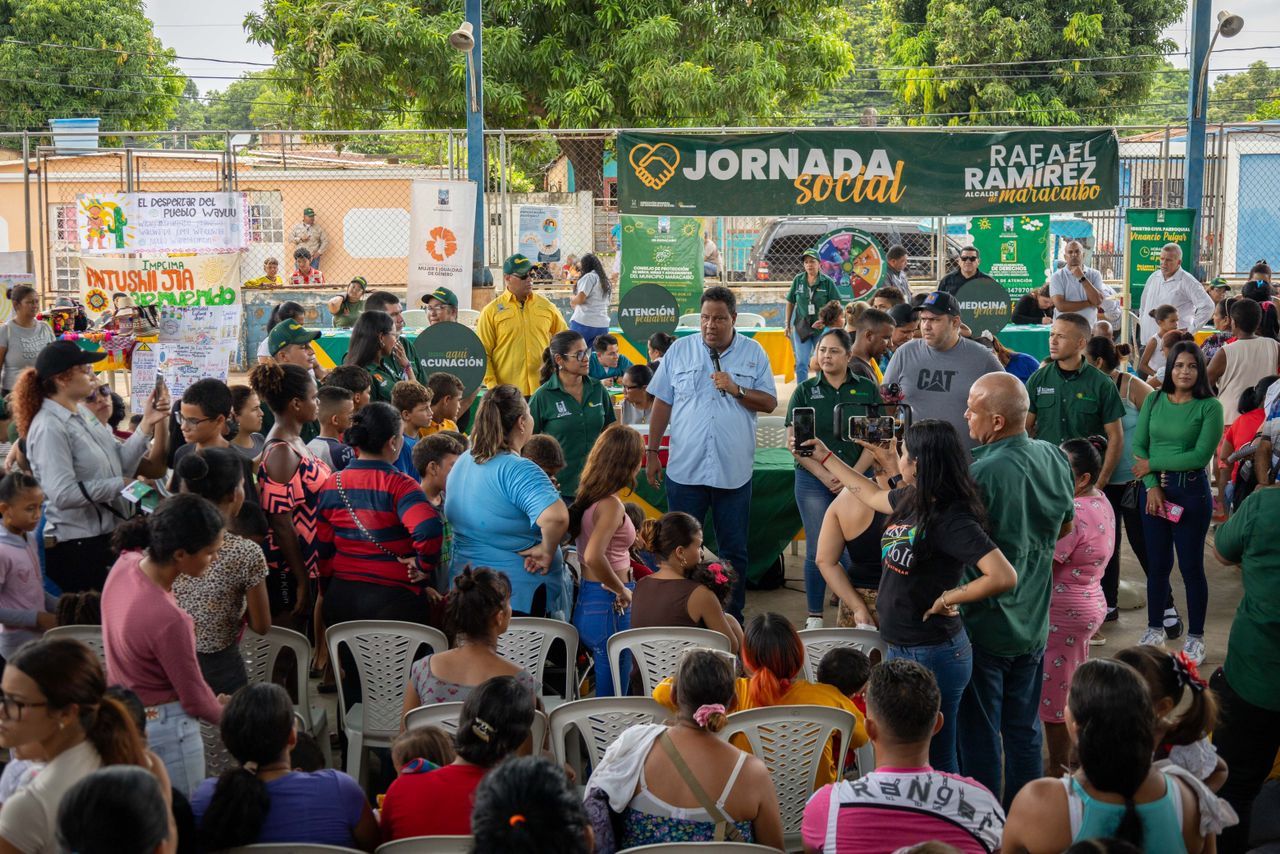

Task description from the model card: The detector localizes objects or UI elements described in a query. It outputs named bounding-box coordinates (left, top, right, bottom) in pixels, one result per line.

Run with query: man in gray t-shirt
left=882, top=291, right=1003, bottom=451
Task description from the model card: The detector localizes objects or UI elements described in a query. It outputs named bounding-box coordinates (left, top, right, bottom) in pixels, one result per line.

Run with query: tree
left=877, top=0, right=1183, bottom=125
left=1209, top=61, right=1280, bottom=123
left=0, top=0, right=185, bottom=131
left=1116, top=61, right=1189, bottom=126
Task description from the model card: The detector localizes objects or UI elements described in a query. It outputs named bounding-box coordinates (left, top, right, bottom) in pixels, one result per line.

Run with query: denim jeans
left=147, top=701, right=205, bottom=797
left=573, top=580, right=635, bottom=697
left=666, top=476, right=751, bottom=621
left=958, top=644, right=1046, bottom=808
left=887, top=631, right=973, bottom=774
left=791, top=330, right=816, bottom=384
left=1140, top=474, right=1211, bottom=635
left=794, top=467, right=850, bottom=615
left=569, top=320, right=609, bottom=351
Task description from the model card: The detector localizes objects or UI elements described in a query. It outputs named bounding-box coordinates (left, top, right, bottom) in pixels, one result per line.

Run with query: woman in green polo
left=326, top=276, right=368, bottom=328
left=529, top=330, right=616, bottom=500
left=786, top=248, right=841, bottom=384
left=343, top=309, right=399, bottom=403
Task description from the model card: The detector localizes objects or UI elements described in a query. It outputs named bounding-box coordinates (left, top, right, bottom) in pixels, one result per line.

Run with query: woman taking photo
left=1132, top=341, right=1223, bottom=666
left=0, top=638, right=152, bottom=854
left=250, top=361, right=329, bottom=625
left=445, top=385, right=569, bottom=618
left=102, top=493, right=230, bottom=795
left=619, top=363, right=657, bottom=426
left=342, top=310, right=398, bottom=404
left=567, top=253, right=612, bottom=349
left=786, top=327, right=880, bottom=629
left=530, top=330, right=616, bottom=499
left=193, top=683, right=376, bottom=850
left=172, top=448, right=271, bottom=695
left=0, top=285, right=53, bottom=395
left=17, top=341, right=171, bottom=593
left=316, top=401, right=443, bottom=626
left=568, top=423, right=644, bottom=697
left=326, top=276, right=368, bottom=329
left=802, top=420, right=1018, bottom=773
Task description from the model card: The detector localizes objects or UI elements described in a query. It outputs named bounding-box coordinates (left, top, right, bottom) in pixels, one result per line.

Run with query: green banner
left=968, top=214, right=1050, bottom=302
left=1125, top=208, right=1196, bottom=309
left=955, top=277, right=1013, bottom=339
left=620, top=129, right=1120, bottom=217
left=412, top=321, right=488, bottom=396
left=619, top=214, right=704, bottom=317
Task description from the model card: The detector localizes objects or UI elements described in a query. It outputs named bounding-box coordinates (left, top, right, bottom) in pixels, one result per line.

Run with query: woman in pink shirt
left=102, top=493, right=230, bottom=796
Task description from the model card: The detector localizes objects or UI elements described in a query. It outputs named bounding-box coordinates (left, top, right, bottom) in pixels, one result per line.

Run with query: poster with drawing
left=76, top=193, right=249, bottom=254
left=129, top=343, right=158, bottom=414
left=517, top=205, right=562, bottom=262
left=154, top=342, right=234, bottom=400
left=157, top=305, right=243, bottom=345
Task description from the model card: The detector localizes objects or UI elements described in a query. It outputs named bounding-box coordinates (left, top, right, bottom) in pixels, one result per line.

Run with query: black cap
left=35, top=340, right=106, bottom=380
left=913, top=291, right=961, bottom=317
left=888, top=303, right=917, bottom=327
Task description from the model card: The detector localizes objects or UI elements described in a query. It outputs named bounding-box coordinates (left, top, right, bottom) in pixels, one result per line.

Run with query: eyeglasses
left=0, top=692, right=48, bottom=721
left=85, top=384, right=110, bottom=402
left=960, top=255, right=979, bottom=262
left=565, top=350, right=591, bottom=362
left=621, top=383, right=647, bottom=391
left=179, top=415, right=216, bottom=429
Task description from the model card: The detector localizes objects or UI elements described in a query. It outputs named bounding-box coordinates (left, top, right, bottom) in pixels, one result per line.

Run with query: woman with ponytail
left=1003, top=658, right=1208, bottom=854
left=472, top=756, right=592, bottom=854
left=101, top=493, right=230, bottom=796
left=529, top=329, right=615, bottom=499
left=0, top=637, right=152, bottom=854
left=192, top=683, right=376, bottom=851
left=0, top=284, right=52, bottom=395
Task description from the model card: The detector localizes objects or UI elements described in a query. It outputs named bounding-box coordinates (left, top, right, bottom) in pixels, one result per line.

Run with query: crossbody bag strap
left=77, top=481, right=129, bottom=523
left=656, top=732, right=745, bottom=843
left=334, top=470, right=407, bottom=560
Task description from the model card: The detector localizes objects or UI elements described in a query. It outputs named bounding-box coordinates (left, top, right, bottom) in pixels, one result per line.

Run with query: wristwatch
left=1078, top=276, right=1089, bottom=284
left=734, top=385, right=746, bottom=400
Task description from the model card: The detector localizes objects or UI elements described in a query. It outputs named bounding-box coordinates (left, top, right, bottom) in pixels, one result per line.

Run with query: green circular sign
left=954, top=276, right=1012, bottom=339
left=619, top=283, right=679, bottom=344
left=412, top=321, right=487, bottom=397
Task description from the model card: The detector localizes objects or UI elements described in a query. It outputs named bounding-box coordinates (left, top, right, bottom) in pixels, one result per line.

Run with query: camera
left=848, top=415, right=900, bottom=444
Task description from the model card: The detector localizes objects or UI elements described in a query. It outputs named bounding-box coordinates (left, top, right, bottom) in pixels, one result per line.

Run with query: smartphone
left=793, top=407, right=816, bottom=457
left=121, top=481, right=160, bottom=514
left=152, top=373, right=167, bottom=402
left=1152, top=501, right=1185, bottom=523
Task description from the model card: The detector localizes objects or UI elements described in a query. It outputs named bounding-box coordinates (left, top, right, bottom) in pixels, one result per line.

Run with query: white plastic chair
left=619, top=844, right=778, bottom=853
left=239, top=626, right=333, bottom=768
left=43, top=625, right=105, bottom=669
left=456, top=308, right=480, bottom=329
left=797, top=627, right=888, bottom=682
left=402, top=308, right=429, bottom=328
left=607, top=627, right=732, bottom=697
left=226, top=846, right=364, bottom=853
left=326, top=620, right=449, bottom=787
left=754, top=415, right=787, bottom=449
left=719, top=705, right=856, bottom=850
left=678, top=313, right=701, bottom=328
left=497, top=617, right=580, bottom=708
left=737, top=312, right=767, bottom=328
left=548, top=696, right=667, bottom=780
left=376, top=838, right=472, bottom=854
left=200, top=722, right=237, bottom=778
left=402, top=701, right=548, bottom=754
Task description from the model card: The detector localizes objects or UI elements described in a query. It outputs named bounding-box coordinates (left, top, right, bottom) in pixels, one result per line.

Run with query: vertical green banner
left=1125, top=208, right=1196, bottom=308
left=620, top=214, right=704, bottom=318
left=968, top=214, right=1049, bottom=303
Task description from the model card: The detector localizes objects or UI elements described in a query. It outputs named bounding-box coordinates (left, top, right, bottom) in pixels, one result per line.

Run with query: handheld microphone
left=708, top=345, right=726, bottom=396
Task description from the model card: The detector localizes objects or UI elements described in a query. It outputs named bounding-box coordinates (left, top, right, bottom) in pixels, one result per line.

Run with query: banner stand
left=1122, top=224, right=1132, bottom=347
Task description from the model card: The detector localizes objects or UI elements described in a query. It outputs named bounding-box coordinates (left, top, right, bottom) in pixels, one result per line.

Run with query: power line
left=0, top=37, right=274, bottom=67
left=831, top=64, right=1278, bottom=88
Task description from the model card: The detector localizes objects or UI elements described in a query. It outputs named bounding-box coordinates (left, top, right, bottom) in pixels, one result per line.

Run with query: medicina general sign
left=618, top=129, right=1120, bottom=217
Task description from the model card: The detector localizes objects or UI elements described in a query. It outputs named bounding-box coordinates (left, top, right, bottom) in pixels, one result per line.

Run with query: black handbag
left=1119, top=480, right=1141, bottom=511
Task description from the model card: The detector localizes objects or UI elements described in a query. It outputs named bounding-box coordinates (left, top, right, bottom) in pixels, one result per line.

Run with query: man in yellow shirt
left=477, top=254, right=568, bottom=396
left=243, top=257, right=283, bottom=288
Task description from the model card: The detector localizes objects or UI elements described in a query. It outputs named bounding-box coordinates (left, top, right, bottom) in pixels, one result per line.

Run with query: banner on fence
left=1124, top=208, right=1196, bottom=308
left=75, top=193, right=248, bottom=254
left=517, top=205, right=563, bottom=263
left=968, top=215, right=1050, bottom=302
left=157, top=305, right=243, bottom=345
left=79, top=255, right=242, bottom=325
left=408, top=180, right=477, bottom=310
left=619, top=129, right=1120, bottom=217
left=619, top=215, right=704, bottom=320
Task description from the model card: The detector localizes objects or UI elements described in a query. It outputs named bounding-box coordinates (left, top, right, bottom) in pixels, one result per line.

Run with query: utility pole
left=465, top=0, right=486, bottom=288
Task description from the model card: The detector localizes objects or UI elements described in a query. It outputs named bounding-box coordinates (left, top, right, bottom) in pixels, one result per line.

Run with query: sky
left=147, top=0, right=1280, bottom=97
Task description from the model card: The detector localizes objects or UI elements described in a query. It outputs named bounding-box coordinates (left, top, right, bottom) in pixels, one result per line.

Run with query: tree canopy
left=1210, top=61, right=1280, bottom=123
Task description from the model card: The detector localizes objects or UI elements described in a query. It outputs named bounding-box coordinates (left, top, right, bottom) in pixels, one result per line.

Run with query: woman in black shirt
left=801, top=419, right=1017, bottom=773
left=1013, top=285, right=1055, bottom=325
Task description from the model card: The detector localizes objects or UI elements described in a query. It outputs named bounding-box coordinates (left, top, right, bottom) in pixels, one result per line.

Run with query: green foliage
left=1254, top=99, right=1280, bottom=122
left=0, top=0, right=185, bottom=131
left=1115, top=61, right=1189, bottom=126
left=1209, top=61, right=1280, bottom=123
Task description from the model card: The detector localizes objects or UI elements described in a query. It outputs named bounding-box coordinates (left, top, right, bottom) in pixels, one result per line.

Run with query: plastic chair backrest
left=497, top=617, right=579, bottom=703
left=402, top=309, right=429, bottom=328
left=43, top=625, right=105, bottom=669
left=754, top=415, right=787, bottom=449
left=797, top=627, right=887, bottom=682
left=403, top=701, right=548, bottom=754
left=737, top=312, right=767, bottom=328
left=375, top=838, right=473, bottom=854
left=240, top=626, right=316, bottom=710
left=325, top=620, right=448, bottom=739
left=548, top=696, right=667, bottom=771
left=678, top=313, right=701, bottom=328
left=456, top=309, right=481, bottom=329
left=606, top=627, right=732, bottom=697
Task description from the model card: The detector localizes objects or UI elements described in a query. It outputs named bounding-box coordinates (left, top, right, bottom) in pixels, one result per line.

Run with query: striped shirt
left=315, top=460, right=443, bottom=592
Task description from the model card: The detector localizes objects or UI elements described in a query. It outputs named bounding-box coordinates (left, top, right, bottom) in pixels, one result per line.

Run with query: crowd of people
left=0, top=245, right=1274, bottom=853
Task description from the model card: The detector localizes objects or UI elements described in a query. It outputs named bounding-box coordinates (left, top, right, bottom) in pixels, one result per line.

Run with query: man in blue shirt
left=646, top=286, right=778, bottom=619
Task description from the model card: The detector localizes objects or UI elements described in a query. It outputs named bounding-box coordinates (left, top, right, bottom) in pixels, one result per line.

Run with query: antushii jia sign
left=619, top=129, right=1120, bottom=217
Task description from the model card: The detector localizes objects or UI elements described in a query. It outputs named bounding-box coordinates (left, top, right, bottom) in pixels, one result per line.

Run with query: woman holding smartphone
left=1131, top=340, right=1223, bottom=666
left=785, top=328, right=881, bottom=630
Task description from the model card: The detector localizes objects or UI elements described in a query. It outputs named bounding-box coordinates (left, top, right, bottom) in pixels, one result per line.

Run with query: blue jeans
left=887, top=631, right=972, bottom=774
left=794, top=467, right=849, bottom=615
left=1140, top=475, right=1211, bottom=635
left=666, top=476, right=751, bottom=621
left=958, top=644, right=1046, bottom=808
left=147, top=701, right=205, bottom=796
left=791, top=330, right=816, bottom=384
left=573, top=580, right=634, bottom=697
left=569, top=320, right=609, bottom=351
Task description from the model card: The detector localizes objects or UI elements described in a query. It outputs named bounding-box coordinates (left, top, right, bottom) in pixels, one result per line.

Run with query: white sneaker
left=805, top=616, right=825, bottom=630
left=1183, top=636, right=1207, bottom=666
left=1139, top=627, right=1167, bottom=647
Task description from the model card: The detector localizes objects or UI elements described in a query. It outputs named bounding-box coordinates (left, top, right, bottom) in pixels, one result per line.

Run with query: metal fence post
left=1160, top=126, right=1171, bottom=208
left=22, top=132, right=33, bottom=279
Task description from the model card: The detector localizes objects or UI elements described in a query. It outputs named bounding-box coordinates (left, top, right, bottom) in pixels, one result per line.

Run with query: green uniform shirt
left=785, top=272, right=841, bottom=328
left=529, top=373, right=616, bottom=498
left=331, top=298, right=365, bottom=329
left=363, top=361, right=400, bottom=404
left=1213, top=487, right=1280, bottom=711
left=785, top=369, right=880, bottom=468
left=401, top=335, right=430, bottom=385
left=964, top=433, right=1076, bottom=657
left=1026, top=361, right=1125, bottom=447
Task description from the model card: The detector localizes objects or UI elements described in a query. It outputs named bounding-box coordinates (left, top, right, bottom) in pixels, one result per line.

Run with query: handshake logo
left=629, top=142, right=681, bottom=190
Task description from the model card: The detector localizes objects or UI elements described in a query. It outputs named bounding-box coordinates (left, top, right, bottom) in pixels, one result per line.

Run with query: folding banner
left=619, top=215, right=704, bottom=319
left=408, top=180, right=477, bottom=310
left=968, top=214, right=1050, bottom=302
left=79, top=255, right=242, bottom=325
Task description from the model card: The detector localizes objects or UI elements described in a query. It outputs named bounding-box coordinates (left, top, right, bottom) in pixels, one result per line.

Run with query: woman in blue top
left=1002, top=658, right=1207, bottom=854
left=445, top=384, right=570, bottom=617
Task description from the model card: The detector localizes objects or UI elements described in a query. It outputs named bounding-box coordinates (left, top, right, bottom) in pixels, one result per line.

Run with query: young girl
left=688, top=560, right=743, bottom=649
left=229, top=384, right=266, bottom=462
left=0, top=472, right=55, bottom=662
left=1200, top=296, right=1235, bottom=363
left=1138, top=305, right=1179, bottom=380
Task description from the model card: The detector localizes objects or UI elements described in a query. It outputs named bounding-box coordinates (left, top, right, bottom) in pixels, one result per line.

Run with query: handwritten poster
left=154, top=342, right=234, bottom=399
left=79, top=255, right=242, bottom=325
left=75, top=192, right=249, bottom=254
left=157, top=305, right=243, bottom=345
left=129, top=343, right=158, bottom=414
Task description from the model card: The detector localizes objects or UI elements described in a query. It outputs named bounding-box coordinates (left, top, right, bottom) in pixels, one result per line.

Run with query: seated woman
left=191, top=683, right=378, bottom=851
left=471, top=756, right=591, bottom=854
left=57, top=766, right=173, bottom=854
left=400, top=567, right=539, bottom=720
left=653, top=612, right=866, bottom=788
left=588, top=649, right=783, bottom=849
left=619, top=363, right=657, bottom=427
left=381, top=675, right=535, bottom=841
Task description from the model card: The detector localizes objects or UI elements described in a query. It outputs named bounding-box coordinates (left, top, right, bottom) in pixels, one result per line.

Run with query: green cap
left=422, top=286, right=458, bottom=308
left=268, top=320, right=321, bottom=357
left=801, top=248, right=821, bottom=260
left=503, top=254, right=534, bottom=276
left=1208, top=277, right=1230, bottom=290
left=302, top=207, right=315, bottom=217
left=350, top=276, right=368, bottom=292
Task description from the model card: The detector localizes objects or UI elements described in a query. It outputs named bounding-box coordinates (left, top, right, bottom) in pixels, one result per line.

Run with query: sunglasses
left=511, top=273, right=530, bottom=281
left=960, top=255, right=979, bottom=262
left=85, top=384, right=110, bottom=402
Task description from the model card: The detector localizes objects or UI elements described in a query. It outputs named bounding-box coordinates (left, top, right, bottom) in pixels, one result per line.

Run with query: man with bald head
left=1138, top=242, right=1213, bottom=345
left=959, top=371, right=1077, bottom=808
left=1049, top=240, right=1111, bottom=327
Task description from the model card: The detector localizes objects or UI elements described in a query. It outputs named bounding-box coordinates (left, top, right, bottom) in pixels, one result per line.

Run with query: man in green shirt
left=1025, top=312, right=1125, bottom=487
left=260, top=320, right=322, bottom=443
left=528, top=370, right=616, bottom=498
left=959, top=371, right=1076, bottom=807
left=785, top=248, right=841, bottom=384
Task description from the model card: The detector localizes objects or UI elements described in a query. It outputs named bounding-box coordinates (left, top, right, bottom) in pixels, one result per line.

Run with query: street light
left=449, top=22, right=479, bottom=113
left=1194, top=10, right=1245, bottom=119
left=450, top=7, right=486, bottom=288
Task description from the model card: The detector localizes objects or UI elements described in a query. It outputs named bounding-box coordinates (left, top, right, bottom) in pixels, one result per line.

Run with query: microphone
left=709, top=345, right=726, bottom=397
